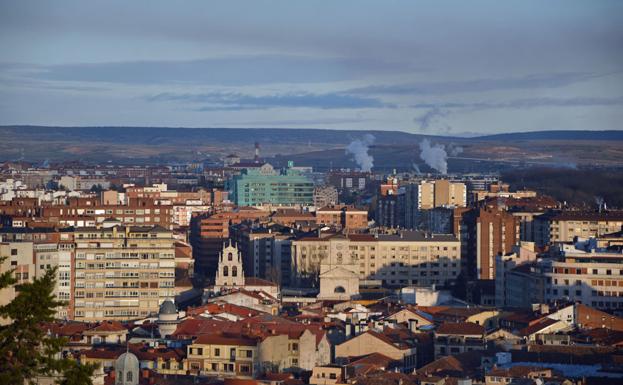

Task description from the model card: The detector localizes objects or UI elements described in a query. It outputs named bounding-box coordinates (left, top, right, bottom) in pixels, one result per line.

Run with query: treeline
left=502, top=167, right=623, bottom=209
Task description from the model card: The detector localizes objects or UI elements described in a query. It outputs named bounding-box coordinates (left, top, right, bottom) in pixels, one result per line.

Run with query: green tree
left=0, top=259, right=96, bottom=384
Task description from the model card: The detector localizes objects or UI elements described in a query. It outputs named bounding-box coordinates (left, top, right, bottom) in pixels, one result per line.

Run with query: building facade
left=291, top=231, right=461, bottom=288
left=228, top=163, right=314, bottom=206
left=73, top=225, right=176, bottom=321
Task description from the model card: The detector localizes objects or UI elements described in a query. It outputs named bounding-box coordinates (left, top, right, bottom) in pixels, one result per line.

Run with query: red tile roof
left=194, top=333, right=258, bottom=347
left=86, top=320, right=128, bottom=333
left=435, top=322, right=485, bottom=336
left=519, top=317, right=560, bottom=337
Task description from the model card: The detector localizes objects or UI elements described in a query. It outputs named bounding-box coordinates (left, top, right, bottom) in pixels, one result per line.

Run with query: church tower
left=214, top=240, right=245, bottom=290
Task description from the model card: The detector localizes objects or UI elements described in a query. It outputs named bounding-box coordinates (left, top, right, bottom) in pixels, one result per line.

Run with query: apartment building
left=418, top=180, right=467, bottom=209
left=544, top=244, right=623, bottom=310
left=186, top=334, right=259, bottom=378
left=41, top=198, right=174, bottom=230
left=327, top=171, right=370, bottom=192
left=501, top=238, right=623, bottom=311
left=229, top=222, right=295, bottom=285
left=73, top=225, right=176, bottom=321
left=534, top=211, right=623, bottom=247
left=190, top=208, right=269, bottom=279
left=316, top=205, right=368, bottom=231
left=458, top=206, right=519, bottom=280
left=0, top=227, right=76, bottom=319
left=434, top=322, right=486, bottom=359
left=313, top=185, right=338, bottom=208
left=34, top=241, right=75, bottom=319
left=472, top=182, right=536, bottom=202
left=291, top=230, right=461, bottom=288
left=227, top=163, right=314, bottom=206
left=0, top=241, right=34, bottom=324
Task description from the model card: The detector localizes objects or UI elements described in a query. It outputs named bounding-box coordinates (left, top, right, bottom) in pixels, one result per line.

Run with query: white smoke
left=412, top=163, right=422, bottom=175
left=419, top=139, right=448, bottom=174
left=346, top=134, right=375, bottom=172
left=447, top=143, right=463, bottom=157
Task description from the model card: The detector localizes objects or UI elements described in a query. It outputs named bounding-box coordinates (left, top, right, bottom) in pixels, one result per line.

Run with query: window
left=126, top=372, right=133, bottom=382
left=11, top=249, right=17, bottom=256
left=214, top=348, right=220, bottom=357
left=228, top=252, right=233, bottom=261
left=334, top=286, right=346, bottom=293
left=232, top=266, right=237, bottom=277
left=223, top=266, right=228, bottom=277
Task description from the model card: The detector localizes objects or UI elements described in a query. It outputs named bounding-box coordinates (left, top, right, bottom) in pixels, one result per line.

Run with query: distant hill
left=0, top=125, right=454, bottom=146
left=0, top=126, right=621, bottom=167
left=477, top=130, right=623, bottom=141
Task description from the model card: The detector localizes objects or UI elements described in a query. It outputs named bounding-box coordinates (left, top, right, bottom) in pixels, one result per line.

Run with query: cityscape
left=1, top=2, right=623, bottom=385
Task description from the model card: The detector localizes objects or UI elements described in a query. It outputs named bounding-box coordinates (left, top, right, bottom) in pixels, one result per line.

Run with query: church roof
left=159, top=299, right=177, bottom=315
left=320, top=266, right=359, bottom=278
left=115, top=351, right=139, bottom=373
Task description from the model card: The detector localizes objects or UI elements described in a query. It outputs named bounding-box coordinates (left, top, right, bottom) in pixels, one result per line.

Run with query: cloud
left=18, top=55, right=416, bottom=86
left=148, top=91, right=394, bottom=110
left=411, top=96, right=623, bottom=111
left=348, top=72, right=606, bottom=96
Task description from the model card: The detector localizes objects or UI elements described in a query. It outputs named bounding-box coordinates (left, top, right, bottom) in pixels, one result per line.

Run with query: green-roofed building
left=227, top=162, right=314, bottom=206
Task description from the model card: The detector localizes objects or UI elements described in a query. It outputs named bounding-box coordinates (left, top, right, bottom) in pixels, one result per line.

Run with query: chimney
left=254, top=142, right=260, bottom=163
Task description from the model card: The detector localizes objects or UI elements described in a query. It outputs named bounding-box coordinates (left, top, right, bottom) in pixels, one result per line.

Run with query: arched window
left=232, top=266, right=238, bottom=277
left=334, top=286, right=346, bottom=293
left=127, top=371, right=133, bottom=382
left=223, top=266, right=229, bottom=276
left=227, top=252, right=233, bottom=261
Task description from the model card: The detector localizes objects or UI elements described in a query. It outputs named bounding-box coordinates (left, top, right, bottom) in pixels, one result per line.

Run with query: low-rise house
left=209, top=289, right=280, bottom=315
left=485, top=366, right=558, bottom=385
left=185, top=333, right=259, bottom=378
left=434, top=322, right=485, bottom=359
left=310, top=365, right=344, bottom=385
left=385, top=307, right=434, bottom=330
left=335, top=328, right=424, bottom=372
left=83, top=320, right=129, bottom=345
left=518, top=317, right=569, bottom=343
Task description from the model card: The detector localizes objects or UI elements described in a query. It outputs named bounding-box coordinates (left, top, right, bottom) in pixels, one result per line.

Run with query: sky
left=0, top=0, right=622, bottom=135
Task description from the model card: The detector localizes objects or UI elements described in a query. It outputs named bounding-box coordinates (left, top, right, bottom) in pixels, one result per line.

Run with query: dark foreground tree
left=0, top=259, right=96, bottom=384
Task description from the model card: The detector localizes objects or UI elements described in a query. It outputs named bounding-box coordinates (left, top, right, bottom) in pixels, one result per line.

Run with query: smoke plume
left=412, top=163, right=422, bottom=176
left=346, top=134, right=375, bottom=172
left=447, top=143, right=463, bottom=157
left=419, top=139, right=448, bottom=174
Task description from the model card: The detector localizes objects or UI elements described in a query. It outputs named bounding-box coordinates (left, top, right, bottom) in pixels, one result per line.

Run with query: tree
left=0, top=259, right=96, bottom=384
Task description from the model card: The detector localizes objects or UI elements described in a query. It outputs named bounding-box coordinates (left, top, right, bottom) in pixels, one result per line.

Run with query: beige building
left=545, top=246, right=623, bottom=310
left=335, top=330, right=418, bottom=371
left=0, top=241, right=34, bottom=324
left=535, top=211, right=623, bottom=246
left=185, top=327, right=330, bottom=378
left=73, top=225, right=176, bottom=321
left=292, top=231, right=461, bottom=288
left=34, top=241, right=74, bottom=319
left=214, top=241, right=246, bottom=291
left=472, top=182, right=537, bottom=202
left=419, top=180, right=466, bottom=209
left=186, top=334, right=259, bottom=378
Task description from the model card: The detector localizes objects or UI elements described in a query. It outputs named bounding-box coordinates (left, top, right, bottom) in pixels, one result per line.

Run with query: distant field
left=0, top=126, right=621, bottom=170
